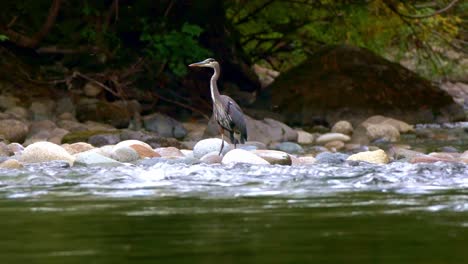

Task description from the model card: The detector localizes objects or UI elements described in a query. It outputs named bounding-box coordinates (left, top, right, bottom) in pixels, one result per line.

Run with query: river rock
left=364, top=124, right=400, bottom=142
left=460, top=151, right=468, bottom=163
left=362, top=115, right=414, bottom=133
left=204, top=115, right=297, bottom=145
left=180, top=149, right=194, bottom=158
left=266, top=45, right=464, bottom=125
left=0, top=142, right=10, bottom=157
left=76, top=98, right=131, bottom=128
left=57, top=120, right=88, bottom=132
left=0, top=159, right=23, bottom=169
left=0, top=95, right=19, bottom=110
left=114, top=140, right=152, bottom=151
left=252, top=150, right=291, bottom=165
left=7, top=143, right=24, bottom=155
left=5, top=106, right=29, bottom=120
left=110, top=146, right=140, bottom=162
left=183, top=121, right=207, bottom=141
left=331, top=120, right=353, bottom=135
left=128, top=145, right=160, bottom=158
left=83, top=82, right=103, bottom=97
left=324, top=140, right=345, bottom=151
left=19, top=141, right=75, bottom=166
left=271, top=142, right=304, bottom=154
left=154, top=147, right=184, bottom=157
left=143, top=113, right=187, bottom=139
left=346, top=149, right=389, bottom=164
left=296, top=130, right=315, bottom=144
left=193, top=138, right=232, bottom=158
left=88, top=133, right=121, bottom=147
left=316, top=133, right=351, bottom=144
left=119, top=129, right=183, bottom=149
left=222, top=149, right=270, bottom=165
left=30, top=99, right=55, bottom=121
left=63, top=142, right=95, bottom=155
left=74, top=151, right=122, bottom=166
left=56, top=97, right=76, bottom=116
left=0, top=119, right=29, bottom=143
left=315, top=152, right=349, bottom=164
left=200, top=151, right=223, bottom=164
left=390, top=146, right=425, bottom=160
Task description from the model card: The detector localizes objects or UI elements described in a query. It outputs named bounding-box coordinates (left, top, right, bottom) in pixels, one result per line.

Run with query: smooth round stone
left=129, top=144, right=160, bottom=158
left=316, top=133, right=350, bottom=144
left=0, top=142, right=10, bottom=157
left=346, top=149, right=389, bottom=164
left=154, top=147, right=184, bottom=157
left=390, top=147, right=425, bottom=160
left=324, top=140, right=345, bottom=151
left=244, top=141, right=267, bottom=150
left=111, top=146, right=140, bottom=162
left=114, top=140, right=153, bottom=152
left=19, top=141, right=75, bottom=166
left=271, top=142, right=304, bottom=154
left=296, top=130, right=315, bottom=144
left=63, top=142, right=95, bottom=155
left=222, top=149, right=270, bottom=165
left=0, top=159, right=23, bottom=169
left=193, top=138, right=232, bottom=158
left=200, top=151, right=222, bottom=164
left=315, top=152, right=349, bottom=164
left=437, top=146, right=459, bottom=153
left=331, top=120, right=353, bottom=135
left=180, top=149, right=194, bottom=158
left=7, top=142, right=24, bottom=155
left=75, top=151, right=122, bottom=166
left=252, top=150, right=291, bottom=165
left=365, top=124, right=400, bottom=142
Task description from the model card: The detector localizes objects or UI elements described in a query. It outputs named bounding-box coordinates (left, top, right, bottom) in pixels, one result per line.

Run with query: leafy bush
left=140, top=21, right=212, bottom=76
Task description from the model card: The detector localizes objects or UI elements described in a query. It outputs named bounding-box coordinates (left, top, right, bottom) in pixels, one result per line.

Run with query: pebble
left=271, top=142, right=304, bottom=154
left=154, top=147, right=185, bottom=157
left=315, top=152, right=349, bottom=164
left=0, top=159, right=23, bottom=169
left=252, top=150, right=292, bottom=165
left=75, top=151, right=122, bottom=166
left=331, top=121, right=353, bottom=135
left=19, top=141, right=75, bottom=166
left=296, top=130, right=315, bottom=144
left=316, top=133, right=350, bottom=144
left=200, top=151, right=222, bottom=164
left=193, top=138, right=232, bottom=158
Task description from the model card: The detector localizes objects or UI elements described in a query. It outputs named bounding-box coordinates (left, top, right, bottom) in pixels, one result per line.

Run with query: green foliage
left=0, top=34, right=8, bottom=41
left=227, top=0, right=466, bottom=79
left=140, top=21, right=212, bottom=76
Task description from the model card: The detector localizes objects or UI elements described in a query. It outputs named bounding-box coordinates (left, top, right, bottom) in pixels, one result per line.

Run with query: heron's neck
left=210, top=64, right=222, bottom=103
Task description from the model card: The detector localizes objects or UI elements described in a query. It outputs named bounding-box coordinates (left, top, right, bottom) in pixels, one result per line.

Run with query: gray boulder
left=143, top=113, right=187, bottom=139
left=0, top=119, right=29, bottom=143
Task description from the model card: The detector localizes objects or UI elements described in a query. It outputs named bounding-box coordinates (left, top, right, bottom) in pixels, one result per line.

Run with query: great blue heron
left=189, top=58, right=248, bottom=155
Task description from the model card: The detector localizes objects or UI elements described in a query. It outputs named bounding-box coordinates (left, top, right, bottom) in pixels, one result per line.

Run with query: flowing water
left=0, top=159, right=467, bottom=263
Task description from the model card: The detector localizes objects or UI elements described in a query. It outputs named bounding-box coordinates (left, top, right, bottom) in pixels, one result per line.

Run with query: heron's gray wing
left=221, top=95, right=247, bottom=139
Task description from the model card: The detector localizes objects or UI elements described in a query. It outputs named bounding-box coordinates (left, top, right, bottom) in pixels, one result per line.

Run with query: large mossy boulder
left=265, top=45, right=465, bottom=125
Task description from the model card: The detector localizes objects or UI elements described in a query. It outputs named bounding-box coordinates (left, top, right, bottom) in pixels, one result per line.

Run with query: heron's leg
left=219, top=127, right=225, bottom=156
left=229, top=131, right=236, bottom=149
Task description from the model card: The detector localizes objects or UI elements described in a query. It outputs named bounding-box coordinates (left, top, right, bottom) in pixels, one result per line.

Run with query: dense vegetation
left=0, top=0, right=466, bottom=102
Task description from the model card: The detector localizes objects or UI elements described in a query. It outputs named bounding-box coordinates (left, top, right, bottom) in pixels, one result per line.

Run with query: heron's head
left=188, top=58, right=218, bottom=69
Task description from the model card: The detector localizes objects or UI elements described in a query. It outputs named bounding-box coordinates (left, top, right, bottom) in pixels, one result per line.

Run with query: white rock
left=331, top=120, right=353, bottom=135
left=200, top=151, right=222, bottom=164
left=296, top=130, right=315, bottom=144
left=346, top=149, right=389, bottom=164
left=113, top=140, right=153, bottom=152
left=252, top=150, right=291, bottom=165
left=111, top=146, right=140, bottom=162
left=222, top=149, right=270, bottom=165
left=316, top=133, right=351, bottom=144
left=19, top=141, right=75, bottom=166
left=193, top=138, right=232, bottom=158
left=75, top=151, right=121, bottom=165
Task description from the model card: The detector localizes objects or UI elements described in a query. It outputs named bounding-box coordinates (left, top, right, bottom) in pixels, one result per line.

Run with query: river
left=0, top=159, right=467, bottom=263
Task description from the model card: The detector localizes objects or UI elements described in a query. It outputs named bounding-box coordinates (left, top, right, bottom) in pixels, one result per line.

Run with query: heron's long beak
left=188, top=61, right=206, bottom=67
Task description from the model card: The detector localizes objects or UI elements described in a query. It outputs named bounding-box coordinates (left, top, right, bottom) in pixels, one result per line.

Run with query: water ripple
left=0, top=161, right=467, bottom=211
